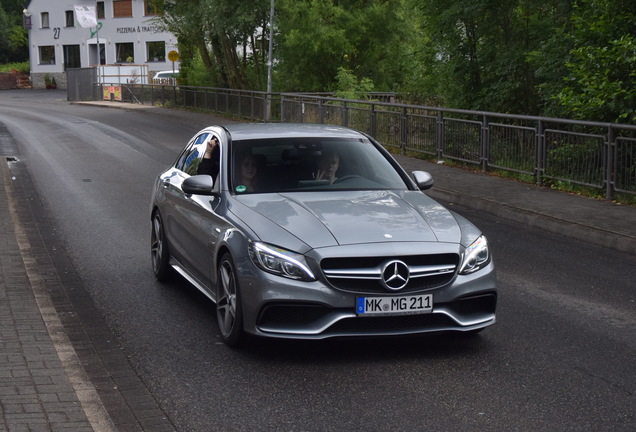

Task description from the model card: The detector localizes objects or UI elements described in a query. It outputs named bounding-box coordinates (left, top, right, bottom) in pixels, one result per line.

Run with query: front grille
left=321, top=254, right=459, bottom=294
left=329, top=313, right=456, bottom=333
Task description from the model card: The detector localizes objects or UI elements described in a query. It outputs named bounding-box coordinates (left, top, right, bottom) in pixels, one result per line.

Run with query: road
left=1, top=90, right=634, bottom=432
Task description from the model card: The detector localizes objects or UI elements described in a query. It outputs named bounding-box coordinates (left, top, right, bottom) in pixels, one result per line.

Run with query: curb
left=427, top=188, right=636, bottom=255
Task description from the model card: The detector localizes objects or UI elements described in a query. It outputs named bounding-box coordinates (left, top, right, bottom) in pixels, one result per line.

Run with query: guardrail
left=106, top=83, right=636, bottom=200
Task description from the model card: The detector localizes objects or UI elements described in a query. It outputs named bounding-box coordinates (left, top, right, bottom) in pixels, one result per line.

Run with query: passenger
left=234, top=154, right=264, bottom=192
left=197, top=135, right=220, bottom=178
left=314, top=149, right=340, bottom=184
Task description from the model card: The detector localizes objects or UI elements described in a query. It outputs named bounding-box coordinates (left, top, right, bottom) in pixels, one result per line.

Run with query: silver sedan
left=150, top=123, right=497, bottom=346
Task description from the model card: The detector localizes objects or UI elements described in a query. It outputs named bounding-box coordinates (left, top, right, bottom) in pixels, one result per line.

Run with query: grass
left=0, top=61, right=29, bottom=74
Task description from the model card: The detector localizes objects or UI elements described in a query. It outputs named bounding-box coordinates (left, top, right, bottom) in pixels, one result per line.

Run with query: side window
left=175, top=133, right=209, bottom=173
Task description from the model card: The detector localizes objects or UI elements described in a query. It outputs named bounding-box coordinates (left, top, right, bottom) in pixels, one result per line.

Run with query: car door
left=161, top=133, right=207, bottom=265
left=163, top=132, right=226, bottom=291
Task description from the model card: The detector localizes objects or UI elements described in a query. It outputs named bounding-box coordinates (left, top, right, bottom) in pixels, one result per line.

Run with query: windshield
left=229, top=137, right=408, bottom=194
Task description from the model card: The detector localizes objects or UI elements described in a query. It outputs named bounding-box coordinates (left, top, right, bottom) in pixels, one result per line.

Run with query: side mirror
left=182, top=175, right=215, bottom=196
left=412, top=171, right=434, bottom=190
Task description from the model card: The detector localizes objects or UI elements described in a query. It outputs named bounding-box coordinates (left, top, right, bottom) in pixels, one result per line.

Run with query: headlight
left=249, top=242, right=316, bottom=281
left=459, top=235, right=490, bottom=275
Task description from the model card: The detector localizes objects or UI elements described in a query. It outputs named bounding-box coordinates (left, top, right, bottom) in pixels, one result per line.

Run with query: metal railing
left=104, top=83, right=636, bottom=200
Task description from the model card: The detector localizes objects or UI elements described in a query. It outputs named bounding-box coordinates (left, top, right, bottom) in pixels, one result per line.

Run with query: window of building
left=144, top=0, right=163, bottom=16
left=147, top=41, right=166, bottom=62
left=116, top=43, right=135, bottom=63
left=97, top=2, right=105, bottom=19
left=41, top=12, right=49, bottom=28
left=64, top=45, right=81, bottom=69
left=113, top=0, right=133, bottom=18
left=39, top=46, right=56, bottom=65
left=65, top=10, right=74, bottom=27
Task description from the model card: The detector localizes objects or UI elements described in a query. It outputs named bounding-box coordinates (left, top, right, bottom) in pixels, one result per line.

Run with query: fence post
left=280, top=94, right=285, bottom=121
left=436, top=110, right=444, bottom=160
left=481, top=115, right=489, bottom=172
left=250, top=92, right=255, bottom=120
left=400, top=107, right=407, bottom=155
left=342, top=101, right=348, bottom=127
left=536, top=119, right=545, bottom=185
left=370, top=103, right=377, bottom=138
left=319, top=99, right=324, bottom=124
left=606, top=125, right=615, bottom=200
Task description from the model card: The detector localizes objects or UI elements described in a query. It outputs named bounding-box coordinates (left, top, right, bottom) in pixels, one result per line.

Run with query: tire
left=216, top=253, right=245, bottom=347
left=151, top=211, right=172, bottom=281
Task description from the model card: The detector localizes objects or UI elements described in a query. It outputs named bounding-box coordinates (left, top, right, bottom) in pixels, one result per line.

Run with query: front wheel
left=216, top=253, right=245, bottom=347
left=151, top=211, right=172, bottom=281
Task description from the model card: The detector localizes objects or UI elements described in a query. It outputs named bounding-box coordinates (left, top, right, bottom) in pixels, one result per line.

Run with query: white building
left=23, top=0, right=180, bottom=89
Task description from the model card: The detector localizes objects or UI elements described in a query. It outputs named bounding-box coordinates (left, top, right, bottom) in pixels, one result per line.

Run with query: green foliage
left=275, top=0, right=415, bottom=92
left=333, top=67, right=374, bottom=99
left=555, top=35, right=636, bottom=123
left=0, top=61, right=29, bottom=73
left=530, top=0, right=636, bottom=122
left=156, top=0, right=270, bottom=89
left=410, top=0, right=569, bottom=114
left=180, top=52, right=218, bottom=87
left=142, top=0, right=636, bottom=124
left=0, top=1, right=29, bottom=63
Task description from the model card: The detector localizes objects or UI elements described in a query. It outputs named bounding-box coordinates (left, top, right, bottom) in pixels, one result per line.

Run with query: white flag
left=74, top=5, right=98, bottom=28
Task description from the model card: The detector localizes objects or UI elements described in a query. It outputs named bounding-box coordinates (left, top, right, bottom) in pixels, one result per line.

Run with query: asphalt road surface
left=1, top=90, right=634, bottom=431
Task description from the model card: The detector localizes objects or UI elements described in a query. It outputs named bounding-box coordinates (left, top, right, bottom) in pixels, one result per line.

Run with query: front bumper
left=236, top=254, right=497, bottom=340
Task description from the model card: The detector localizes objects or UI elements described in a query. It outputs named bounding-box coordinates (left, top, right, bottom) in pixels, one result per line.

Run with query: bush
left=0, top=61, right=29, bottom=74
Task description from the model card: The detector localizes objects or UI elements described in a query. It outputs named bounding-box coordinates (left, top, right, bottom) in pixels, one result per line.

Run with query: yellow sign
left=168, top=50, right=180, bottom=62
left=102, top=86, right=122, bottom=101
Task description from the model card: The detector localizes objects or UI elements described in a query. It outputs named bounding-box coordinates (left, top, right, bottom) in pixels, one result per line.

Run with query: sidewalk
left=1, top=101, right=635, bottom=431
left=1, top=150, right=174, bottom=430
left=395, top=155, right=636, bottom=255
left=1, top=158, right=99, bottom=430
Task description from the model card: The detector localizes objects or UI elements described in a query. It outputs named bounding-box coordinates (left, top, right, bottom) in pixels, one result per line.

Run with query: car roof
left=221, top=123, right=367, bottom=141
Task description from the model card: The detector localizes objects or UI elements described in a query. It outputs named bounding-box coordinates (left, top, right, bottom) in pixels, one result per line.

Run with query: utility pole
left=265, top=0, right=275, bottom=122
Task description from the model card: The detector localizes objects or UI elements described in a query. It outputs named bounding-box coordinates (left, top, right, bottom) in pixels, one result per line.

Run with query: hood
left=229, top=190, right=462, bottom=249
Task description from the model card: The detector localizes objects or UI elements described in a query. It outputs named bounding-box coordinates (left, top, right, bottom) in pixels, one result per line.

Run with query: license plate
left=356, top=294, right=433, bottom=316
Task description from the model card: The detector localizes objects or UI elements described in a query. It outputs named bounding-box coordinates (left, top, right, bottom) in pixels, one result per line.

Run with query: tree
left=536, top=0, right=636, bottom=122
left=0, top=0, right=29, bottom=63
left=274, top=0, right=416, bottom=92
left=154, top=0, right=270, bottom=89
left=410, top=0, right=570, bottom=114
